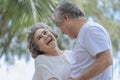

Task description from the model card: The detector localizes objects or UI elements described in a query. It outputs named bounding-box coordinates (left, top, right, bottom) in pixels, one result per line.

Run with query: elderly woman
left=27, top=23, right=73, bottom=80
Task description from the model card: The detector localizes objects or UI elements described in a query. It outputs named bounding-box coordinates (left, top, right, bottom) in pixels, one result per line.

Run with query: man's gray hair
left=52, top=2, right=85, bottom=24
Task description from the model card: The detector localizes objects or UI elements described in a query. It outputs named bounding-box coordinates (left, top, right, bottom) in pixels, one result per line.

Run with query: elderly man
left=52, top=2, right=113, bottom=80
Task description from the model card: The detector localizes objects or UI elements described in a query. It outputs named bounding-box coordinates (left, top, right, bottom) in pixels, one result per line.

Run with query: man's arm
left=75, top=49, right=113, bottom=80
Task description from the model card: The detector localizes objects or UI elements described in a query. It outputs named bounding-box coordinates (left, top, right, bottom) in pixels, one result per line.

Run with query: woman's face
left=34, top=29, right=57, bottom=53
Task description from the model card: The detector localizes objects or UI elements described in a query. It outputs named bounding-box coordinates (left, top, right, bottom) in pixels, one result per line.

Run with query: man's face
left=58, top=22, right=69, bottom=35
left=57, top=15, right=76, bottom=39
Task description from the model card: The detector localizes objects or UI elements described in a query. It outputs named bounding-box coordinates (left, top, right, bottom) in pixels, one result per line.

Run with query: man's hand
left=68, top=77, right=74, bottom=80
left=68, top=77, right=80, bottom=80
left=68, top=77, right=89, bottom=80
left=48, top=77, right=58, bottom=80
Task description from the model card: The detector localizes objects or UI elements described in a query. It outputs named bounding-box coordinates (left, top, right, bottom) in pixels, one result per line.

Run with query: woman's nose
left=42, top=35, right=48, bottom=39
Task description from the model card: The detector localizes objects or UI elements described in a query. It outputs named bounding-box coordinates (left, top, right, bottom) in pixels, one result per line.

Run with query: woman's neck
left=44, top=48, right=63, bottom=56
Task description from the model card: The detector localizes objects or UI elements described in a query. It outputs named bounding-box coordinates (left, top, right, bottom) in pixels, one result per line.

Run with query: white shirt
left=71, top=21, right=113, bottom=80
left=32, top=50, right=73, bottom=80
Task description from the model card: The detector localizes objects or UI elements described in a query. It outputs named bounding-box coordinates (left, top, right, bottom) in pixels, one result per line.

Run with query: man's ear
left=63, top=14, right=70, bottom=22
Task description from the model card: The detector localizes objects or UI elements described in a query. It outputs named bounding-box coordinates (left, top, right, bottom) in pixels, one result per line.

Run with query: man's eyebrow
left=36, top=30, right=45, bottom=39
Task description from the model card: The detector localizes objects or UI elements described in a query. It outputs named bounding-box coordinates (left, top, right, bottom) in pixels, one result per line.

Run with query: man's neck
left=74, top=17, right=87, bottom=38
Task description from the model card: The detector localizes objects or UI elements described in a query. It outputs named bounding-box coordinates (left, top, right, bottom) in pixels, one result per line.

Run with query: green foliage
left=0, top=0, right=58, bottom=63
left=0, top=0, right=120, bottom=64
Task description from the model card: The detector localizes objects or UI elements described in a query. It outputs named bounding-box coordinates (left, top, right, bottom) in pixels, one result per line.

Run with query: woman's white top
left=32, top=50, right=73, bottom=80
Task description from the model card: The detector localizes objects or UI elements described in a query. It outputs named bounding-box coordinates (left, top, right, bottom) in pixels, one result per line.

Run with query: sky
left=0, top=56, right=120, bottom=80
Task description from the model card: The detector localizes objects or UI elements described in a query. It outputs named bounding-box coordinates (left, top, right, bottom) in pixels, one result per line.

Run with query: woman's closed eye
left=38, top=30, right=47, bottom=40
left=38, top=35, right=43, bottom=40
left=43, top=30, right=47, bottom=35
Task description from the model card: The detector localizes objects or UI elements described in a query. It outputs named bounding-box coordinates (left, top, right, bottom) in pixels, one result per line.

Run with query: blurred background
left=0, top=0, right=120, bottom=80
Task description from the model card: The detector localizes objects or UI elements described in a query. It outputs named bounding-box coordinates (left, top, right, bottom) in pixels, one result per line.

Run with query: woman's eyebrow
left=36, top=30, right=45, bottom=39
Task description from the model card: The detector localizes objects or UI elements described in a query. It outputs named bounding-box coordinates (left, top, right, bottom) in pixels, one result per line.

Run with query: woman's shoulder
left=34, top=54, right=59, bottom=66
left=34, top=55, right=48, bottom=66
left=62, top=50, right=73, bottom=63
left=63, top=50, right=73, bottom=58
left=63, top=50, right=73, bottom=55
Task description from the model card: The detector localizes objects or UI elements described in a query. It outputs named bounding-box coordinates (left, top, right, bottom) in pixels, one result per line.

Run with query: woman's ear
left=35, top=44, right=41, bottom=51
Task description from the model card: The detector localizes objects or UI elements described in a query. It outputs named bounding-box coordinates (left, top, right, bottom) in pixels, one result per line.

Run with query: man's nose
left=62, top=32, right=65, bottom=34
left=63, top=32, right=67, bottom=35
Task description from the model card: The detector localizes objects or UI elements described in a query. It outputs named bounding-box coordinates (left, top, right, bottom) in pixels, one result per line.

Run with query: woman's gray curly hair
left=27, top=23, right=57, bottom=58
